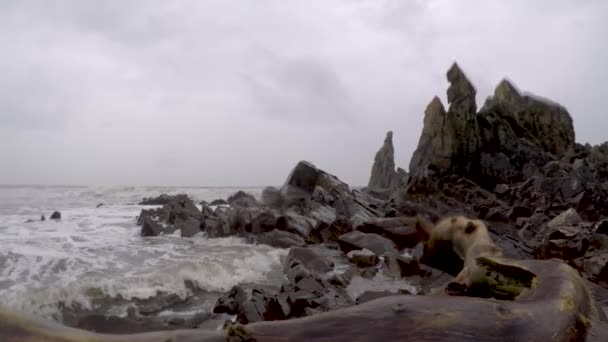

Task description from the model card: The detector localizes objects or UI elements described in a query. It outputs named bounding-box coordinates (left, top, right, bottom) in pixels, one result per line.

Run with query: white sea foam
left=0, top=186, right=284, bottom=321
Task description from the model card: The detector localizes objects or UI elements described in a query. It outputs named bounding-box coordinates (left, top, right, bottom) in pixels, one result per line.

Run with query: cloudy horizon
left=1, top=0, right=606, bottom=187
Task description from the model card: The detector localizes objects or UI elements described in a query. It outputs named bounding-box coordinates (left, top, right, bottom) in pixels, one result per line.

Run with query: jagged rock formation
left=367, top=131, right=408, bottom=191
left=6, top=64, right=608, bottom=340
left=409, top=62, right=575, bottom=190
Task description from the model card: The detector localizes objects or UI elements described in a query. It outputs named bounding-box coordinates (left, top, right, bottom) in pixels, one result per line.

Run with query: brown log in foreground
left=1, top=258, right=607, bottom=342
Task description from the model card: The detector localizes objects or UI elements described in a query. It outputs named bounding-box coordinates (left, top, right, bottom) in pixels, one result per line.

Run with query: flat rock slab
left=337, top=231, right=398, bottom=256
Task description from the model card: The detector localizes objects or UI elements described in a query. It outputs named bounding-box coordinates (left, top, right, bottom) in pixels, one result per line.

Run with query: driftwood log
left=1, top=257, right=607, bottom=341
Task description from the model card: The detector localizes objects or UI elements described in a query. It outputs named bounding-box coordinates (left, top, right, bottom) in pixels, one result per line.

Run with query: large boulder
left=50, top=211, right=61, bottom=220
left=140, top=210, right=176, bottom=236
left=137, top=195, right=202, bottom=238
left=337, top=231, right=398, bottom=256
left=355, top=217, right=422, bottom=250
left=213, top=285, right=281, bottom=324
left=347, top=249, right=378, bottom=268
left=254, top=230, right=307, bottom=249
left=227, top=191, right=259, bottom=208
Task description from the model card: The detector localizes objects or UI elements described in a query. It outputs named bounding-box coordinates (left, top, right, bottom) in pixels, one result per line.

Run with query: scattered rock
left=96, top=203, right=104, bottom=208
left=139, top=194, right=188, bottom=205
left=255, top=230, right=307, bottom=249
left=547, top=208, right=582, bottom=229
left=356, top=217, right=422, bottom=249
left=137, top=196, right=202, bottom=237
left=338, top=231, right=398, bottom=256
left=40, top=214, right=45, bottom=221
left=347, top=249, right=378, bottom=268
left=228, top=191, right=256, bottom=204
left=209, top=199, right=228, bottom=206
left=382, top=252, right=420, bottom=278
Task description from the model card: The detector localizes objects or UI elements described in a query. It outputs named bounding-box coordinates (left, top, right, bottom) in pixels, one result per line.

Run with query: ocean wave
left=0, top=242, right=286, bottom=320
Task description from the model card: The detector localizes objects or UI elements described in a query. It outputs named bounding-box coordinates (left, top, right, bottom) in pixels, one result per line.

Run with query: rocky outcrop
left=209, top=199, right=228, bottom=206
left=367, top=131, right=408, bottom=191
left=409, top=63, right=576, bottom=191
left=50, top=211, right=61, bottom=220
left=481, top=79, right=575, bottom=156
left=137, top=195, right=202, bottom=237
left=139, top=194, right=189, bottom=205
left=410, top=63, right=480, bottom=179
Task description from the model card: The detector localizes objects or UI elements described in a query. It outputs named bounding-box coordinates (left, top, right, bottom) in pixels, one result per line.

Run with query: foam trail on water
left=0, top=186, right=284, bottom=321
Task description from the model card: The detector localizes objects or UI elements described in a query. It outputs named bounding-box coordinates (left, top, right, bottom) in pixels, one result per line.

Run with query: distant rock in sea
left=50, top=211, right=61, bottom=220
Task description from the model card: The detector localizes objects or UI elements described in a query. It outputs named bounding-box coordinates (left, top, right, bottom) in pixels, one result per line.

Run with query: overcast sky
left=1, top=0, right=606, bottom=186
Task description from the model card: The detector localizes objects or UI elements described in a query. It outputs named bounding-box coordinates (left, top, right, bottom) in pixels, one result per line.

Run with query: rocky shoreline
left=2, top=63, right=608, bottom=340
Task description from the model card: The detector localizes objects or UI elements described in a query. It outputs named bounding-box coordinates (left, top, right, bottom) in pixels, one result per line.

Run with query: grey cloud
left=0, top=0, right=607, bottom=186
left=243, top=52, right=355, bottom=124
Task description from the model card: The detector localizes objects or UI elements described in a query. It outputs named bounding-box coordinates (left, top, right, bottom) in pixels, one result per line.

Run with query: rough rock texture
left=347, top=249, right=378, bottom=268
left=367, top=131, right=408, bottom=191
left=410, top=63, right=480, bottom=179
left=139, top=194, right=188, bottom=205
left=337, top=231, right=398, bottom=256
left=137, top=195, right=202, bottom=237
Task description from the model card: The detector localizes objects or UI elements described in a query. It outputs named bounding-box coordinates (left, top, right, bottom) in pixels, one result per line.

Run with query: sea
left=0, top=185, right=415, bottom=324
left=0, top=185, right=287, bottom=322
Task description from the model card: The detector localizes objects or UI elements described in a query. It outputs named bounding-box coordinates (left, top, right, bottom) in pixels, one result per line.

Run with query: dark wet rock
left=276, top=273, right=352, bottom=319
left=382, top=252, right=420, bottom=278
left=538, top=223, right=591, bottom=261
left=50, top=211, right=61, bottom=220
left=255, top=230, right=307, bottom=249
left=518, top=212, right=550, bottom=241
left=596, top=220, right=608, bottom=235
left=230, top=196, right=260, bottom=209
left=227, top=191, right=256, bottom=205
left=284, top=161, right=323, bottom=194
left=508, top=206, right=534, bottom=222
left=276, top=211, right=315, bottom=239
left=261, top=186, right=284, bottom=209
left=355, top=217, right=421, bottom=250
left=285, top=247, right=334, bottom=276
left=367, top=131, right=408, bottom=191
left=137, top=196, right=202, bottom=237
left=584, top=253, right=608, bottom=287
left=347, top=249, right=378, bottom=268
left=338, top=231, right=398, bottom=256
left=202, top=216, right=228, bottom=238
left=308, top=215, right=352, bottom=244
left=140, top=211, right=175, bottom=237
left=213, top=286, right=280, bottom=324
left=139, top=194, right=189, bottom=206
left=209, top=199, right=228, bottom=206
left=178, top=217, right=203, bottom=238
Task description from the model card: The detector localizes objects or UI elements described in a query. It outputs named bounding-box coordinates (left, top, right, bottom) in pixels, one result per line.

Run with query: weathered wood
left=1, top=258, right=606, bottom=341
